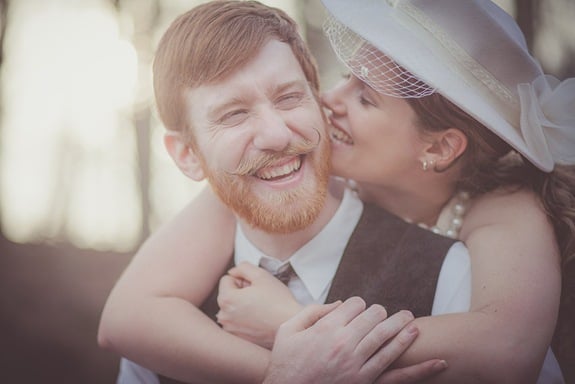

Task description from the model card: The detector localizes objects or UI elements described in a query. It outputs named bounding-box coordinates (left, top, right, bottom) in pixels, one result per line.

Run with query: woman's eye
left=359, top=95, right=374, bottom=106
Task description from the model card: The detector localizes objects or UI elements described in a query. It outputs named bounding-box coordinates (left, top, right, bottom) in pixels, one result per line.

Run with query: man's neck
left=238, top=190, right=342, bottom=261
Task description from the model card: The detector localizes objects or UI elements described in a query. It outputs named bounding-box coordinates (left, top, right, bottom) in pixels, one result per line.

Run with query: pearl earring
left=422, top=159, right=435, bottom=171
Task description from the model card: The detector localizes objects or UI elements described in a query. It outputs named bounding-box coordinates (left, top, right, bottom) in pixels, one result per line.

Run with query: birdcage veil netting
left=323, top=14, right=436, bottom=98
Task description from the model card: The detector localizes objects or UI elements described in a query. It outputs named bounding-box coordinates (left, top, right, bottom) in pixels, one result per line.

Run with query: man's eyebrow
left=270, top=79, right=307, bottom=96
left=206, top=97, right=246, bottom=122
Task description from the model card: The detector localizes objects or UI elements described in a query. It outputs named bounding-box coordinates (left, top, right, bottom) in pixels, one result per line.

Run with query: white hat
left=321, top=0, right=575, bottom=171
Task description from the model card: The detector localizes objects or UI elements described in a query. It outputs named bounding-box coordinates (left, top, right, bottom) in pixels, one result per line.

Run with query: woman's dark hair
left=408, top=93, right=575, bottom=379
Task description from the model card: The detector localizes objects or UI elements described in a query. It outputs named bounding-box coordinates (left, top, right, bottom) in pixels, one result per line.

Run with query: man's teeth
left=330, top=127, right=353, bottom=144
left=256, top=157, right=302, bottom=180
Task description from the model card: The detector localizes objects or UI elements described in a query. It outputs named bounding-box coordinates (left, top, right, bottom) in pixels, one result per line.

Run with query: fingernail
left=406, top=323, right=418, bottom=335
left=400, top=310, right=414, bottom=320
left=434, top=360, right=448, bottom=370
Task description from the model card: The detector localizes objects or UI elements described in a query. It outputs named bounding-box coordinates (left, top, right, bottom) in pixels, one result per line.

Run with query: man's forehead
left=216, top=41, right=302, bottom=83
left=186, top=42, right=308, bottom=113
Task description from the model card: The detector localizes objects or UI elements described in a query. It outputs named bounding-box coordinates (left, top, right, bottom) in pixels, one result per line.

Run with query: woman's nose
left=321, top=83, right=347, bottom=116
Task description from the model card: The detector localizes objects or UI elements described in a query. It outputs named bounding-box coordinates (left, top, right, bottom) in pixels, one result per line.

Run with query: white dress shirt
left=235, top=187, right=363, bottom=305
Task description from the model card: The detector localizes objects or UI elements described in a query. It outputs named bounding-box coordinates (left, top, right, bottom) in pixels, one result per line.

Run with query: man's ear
left=424, top=128, right=468, bottom=171
left=164, top=131, right=206, bottom=181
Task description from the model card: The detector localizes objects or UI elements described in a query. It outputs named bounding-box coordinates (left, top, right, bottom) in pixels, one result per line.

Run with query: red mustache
left=229, top=128, right=321, bottom=176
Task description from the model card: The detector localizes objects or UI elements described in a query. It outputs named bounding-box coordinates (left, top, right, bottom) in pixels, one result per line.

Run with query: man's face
left=185, top=40, right=331, bottom=233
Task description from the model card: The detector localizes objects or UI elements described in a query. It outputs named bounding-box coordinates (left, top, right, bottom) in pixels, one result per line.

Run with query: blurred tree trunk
left=0, top=0, right=9, bottom=233
left=515, top=0, right=537, bottom=51
left=113, top=0, right=160, bottom=243
left=516, top=0, right=575, bottom=77
left=0, top=0, right=7, bottom=65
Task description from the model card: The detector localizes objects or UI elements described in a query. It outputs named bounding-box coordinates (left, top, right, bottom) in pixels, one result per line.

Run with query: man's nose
left=252, top=109, right=292, bottom=151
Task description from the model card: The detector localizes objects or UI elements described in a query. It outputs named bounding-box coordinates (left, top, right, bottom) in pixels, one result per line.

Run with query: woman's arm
left=220, top=189, right=561, bottom=383
left=97, top=187, right=271, bottom=383
left=392, top=189, right=562, bottom=383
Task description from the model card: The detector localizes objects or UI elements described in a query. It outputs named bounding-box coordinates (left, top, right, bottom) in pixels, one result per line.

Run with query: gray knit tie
left=259, top=259, right=296, bottom=285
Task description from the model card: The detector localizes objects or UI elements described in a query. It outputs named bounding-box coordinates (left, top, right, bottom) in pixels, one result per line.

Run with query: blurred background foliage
left=1, top=0, right=574, bottom=252
left=0, top=0, right=573, bottom=383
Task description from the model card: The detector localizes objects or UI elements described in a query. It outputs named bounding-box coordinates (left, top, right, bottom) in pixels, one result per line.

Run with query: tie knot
left=259, top=259, right=295, bottom=285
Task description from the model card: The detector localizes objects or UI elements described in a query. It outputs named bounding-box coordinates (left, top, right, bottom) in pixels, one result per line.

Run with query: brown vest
left=326, top=203, right=456, bottom=317
left=160, top=204, right=456, bottom=383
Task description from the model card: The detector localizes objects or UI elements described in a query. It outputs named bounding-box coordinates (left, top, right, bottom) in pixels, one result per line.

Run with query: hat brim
left=321, top=0, right=551, bottom=171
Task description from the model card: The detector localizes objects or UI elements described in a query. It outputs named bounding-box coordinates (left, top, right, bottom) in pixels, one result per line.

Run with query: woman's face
left=322, top=74, right=428, bottom=188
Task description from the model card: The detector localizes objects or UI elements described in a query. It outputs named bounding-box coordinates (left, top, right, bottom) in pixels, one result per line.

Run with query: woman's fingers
left=375, top=359, right=448, bottom=384
left=217, top=275, right=242, bottom=297
left=227, top=261, right=267, bottom=281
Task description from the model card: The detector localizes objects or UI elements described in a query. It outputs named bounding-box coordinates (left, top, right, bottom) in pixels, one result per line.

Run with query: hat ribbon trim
left=397, top=0, right=517, bottom=107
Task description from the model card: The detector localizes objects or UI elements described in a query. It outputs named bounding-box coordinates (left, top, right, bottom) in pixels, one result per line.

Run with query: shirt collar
left=234, top=187, right=363, bottom=301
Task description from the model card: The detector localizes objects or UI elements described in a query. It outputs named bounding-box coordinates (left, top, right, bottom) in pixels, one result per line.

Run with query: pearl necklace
left=344, top=178, right=470, bottom=239
left=416, top=191, right=470, bottom=239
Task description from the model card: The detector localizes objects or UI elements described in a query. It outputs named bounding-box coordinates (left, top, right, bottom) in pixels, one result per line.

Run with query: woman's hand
left=264, top=297, right=448, bottom=384
left=216, top=262, right=303, bottom=349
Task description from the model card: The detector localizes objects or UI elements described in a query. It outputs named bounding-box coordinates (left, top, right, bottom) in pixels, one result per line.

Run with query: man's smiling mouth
left=255, top=156, right=302, bottom=180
